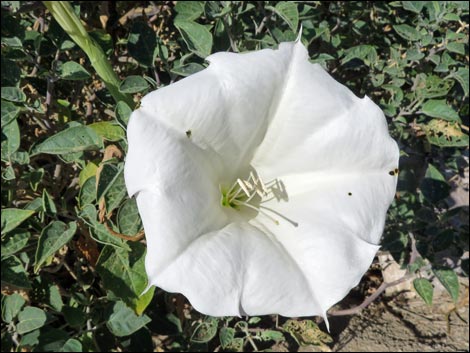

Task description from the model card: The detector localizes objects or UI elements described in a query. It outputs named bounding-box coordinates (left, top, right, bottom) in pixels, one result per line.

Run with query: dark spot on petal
left=348, top=192, right=352, bottom=196
left=389, top=170, right=395, bottom=176
left=186, top=130, right=192, bottom=138
left=394, top=168, right=399, bottom=174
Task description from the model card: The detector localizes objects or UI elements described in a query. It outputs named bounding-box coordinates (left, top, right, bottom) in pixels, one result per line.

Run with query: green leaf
left=393, top=24, right=421, bottom=41
left=107, top=301, right=151, bottom=337
left=118, top=198, right=142, bottom=235
left=420, top=164, right=450, bottom=203
left=115, top=101, right=132, bottom=127
left=174, top=1, right=205, bottom=21
left=1, top=256, right=31, bottom=289
left=62, top=306, right=86, bottom=328
left=119, top=76, right=149, bottom=94
left=283, top=319, right=332, bottom=346
left=342, top=45, right=377, bottom=66
left=434, top=269, right=459, bottom=302
left=60, top=339, right=82, bottom=352
left=446, top=42, right=465, bottom=55
left=31, top=125, right=103, bottom=155
left=17, top=307, right=47, bottom=334
left=175, top=20, right=213, bottom=58
left=402, top=1, right=425, bottom=13
left=259, top=330, right=285, bottom=342
left=191, top=317, right=219, bottom=343
left=79, top=177, right=96, bottom=207
left=1, top=293, right=26, bottom=323
left=104, top=170, right=127, bottom=214
left=219, top=327, right=235, bottom=349
left=1, top=100, right=20, bottom=127
left=413, top=278, right=433, bottom=306
left=421, top=100, right=460, bottom=121
left=1, top=87, right=26, bottom=102
left=1, top=208, right=35, bottom=234
left=453, top=68, right=469, bottom=96
left=89, top=122, right=125, bottom=141
left=1, top=58, right=21, bottom=87
left=171, top=62, right=205, bottom=77
left=128, top=21, right=157, bottom=67
left=1, top=229, right=30, bottom=258
left=96, top=242, right=154, bottom=314
left=58, top=61, right=91, bottom=80
left=1, top=118, right=20, bottom=161
left=268, top=2, right=299, bottom=32
left=34, top=221, right=77, bottom=273
left=79, top=162, right=98, bottom=187
left=42, top=189, right=57, bottom=215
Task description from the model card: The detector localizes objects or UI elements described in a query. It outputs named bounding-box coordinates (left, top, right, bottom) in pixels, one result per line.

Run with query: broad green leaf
left=174, top=1, right=205, bottom=21
left=42, top=189, right=57, bottom=215
left=1, top=118, right=20, bottom=161
left=17, top=307, right=47, bottom=334
left=79, top=162, right=98, bottom=187
left=393, top=24, right=421, bottom=41
left=1, top=293, right=26, bottom=323
left=453, top=68, right=469, bottom=96
left=1, top=87, right=25, bottom=102
left=175, top=20, right=213, bottom=58
left=115, top=101, right=132, bottom=127
left=118, top=198, right=142, bottom=235
left=402, top=1, right=425, bottom=13
left=31, top=125, right=103, bottom=155
left=446, top=42, right=465, bottom=55
left=1, top=256, right=31, bottom=288
left=1, top=58, right=21, bottom=86
left=89, top=121, right=125, bottom=141
left=1, top=208, right=35, bottom=234
left=58, top=61, right=90, bottom=80
left=128, top=21, right=157, bottom=67
left=191, top=317, right=219, bottom=343
left=96, top=242, right=154, bottom=314
left=34, top=221, right=77, bottom=272
left=268, top=2, right=299, bottom=32
left=171, top=62, right=205, bottom=77
left=1, top=100, right=20, bottom=127
left=104, top=170, right=127, bottom=214
left=219, top=327, right=235, bottom=349
left=119, top=76, right=149, bottom=94
left=421, top=100, right=459, bottom=121
left=60, top=339, right=82, bottom=352
left=107, top=301, right=151, bottom=337
left=342, top=45, right=377, bottom=66
left=48, top=284, right=64, bottom=312
left=420, top=164, right=450, bottom=203
left=259, top=330, right=285, bottom=342
left=62, top=306, right=86, bottom=328
left=1, top=229, right=30, bottom=258
left=434, top=269, right=459, bottom=302
left=413, top=278, right=433, bottom=306
left=79, top=176, right=96, bottom=207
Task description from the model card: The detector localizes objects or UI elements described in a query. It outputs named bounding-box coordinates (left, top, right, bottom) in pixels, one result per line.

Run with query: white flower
left=124, top=40, right=399, bottom=327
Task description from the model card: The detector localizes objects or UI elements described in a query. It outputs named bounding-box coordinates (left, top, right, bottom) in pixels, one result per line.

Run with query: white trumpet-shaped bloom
left=124, top=40, right=399, bottom=326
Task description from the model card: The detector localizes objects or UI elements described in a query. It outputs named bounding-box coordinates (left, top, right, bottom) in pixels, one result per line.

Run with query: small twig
left=104, top=221, right=145, bottom=242
left=328, top=274, right=415, bottom=317
left=223, top=17, right=238, bottom=52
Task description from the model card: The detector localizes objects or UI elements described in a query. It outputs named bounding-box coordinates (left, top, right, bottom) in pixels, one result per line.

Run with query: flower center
left=220, top=172, right=298, bottom=227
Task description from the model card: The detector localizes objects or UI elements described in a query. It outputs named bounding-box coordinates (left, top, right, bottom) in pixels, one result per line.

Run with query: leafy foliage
left=1, top=1, right=468, bottom=351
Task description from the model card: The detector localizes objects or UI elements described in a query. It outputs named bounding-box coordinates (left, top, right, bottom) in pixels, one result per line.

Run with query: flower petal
left=251, top=42, right=399, bottom=180
left=125, top=108, right=228, bottom=273
left=140, top=216, right=322, bottom=317
left=136, top=43, right=299, bottom=174
left=250, top=170, right=396, bottom=316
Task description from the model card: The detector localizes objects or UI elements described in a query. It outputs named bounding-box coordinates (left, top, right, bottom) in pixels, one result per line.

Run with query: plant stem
left=42, top=1, right=134, bottom=107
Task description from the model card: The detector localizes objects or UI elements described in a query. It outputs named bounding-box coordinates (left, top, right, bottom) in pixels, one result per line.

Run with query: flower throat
left=220, top=172, right=298, bottom=227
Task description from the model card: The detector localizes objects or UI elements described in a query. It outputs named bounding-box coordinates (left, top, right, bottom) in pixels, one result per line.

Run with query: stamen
left=220, top=173, right=298, bottom=228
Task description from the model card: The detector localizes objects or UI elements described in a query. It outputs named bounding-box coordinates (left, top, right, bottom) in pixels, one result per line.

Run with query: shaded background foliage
left=1, top=1, right=468, bottom=352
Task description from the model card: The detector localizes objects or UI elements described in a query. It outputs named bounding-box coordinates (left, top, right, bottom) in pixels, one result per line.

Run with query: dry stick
left=104, top=221, right=145, bottom=242
left=328, top=273, right=415, bottom=317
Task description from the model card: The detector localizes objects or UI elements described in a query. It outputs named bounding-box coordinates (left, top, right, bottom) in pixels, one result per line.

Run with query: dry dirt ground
left=325, top=278, right=469, bottom=352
